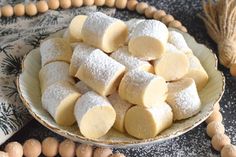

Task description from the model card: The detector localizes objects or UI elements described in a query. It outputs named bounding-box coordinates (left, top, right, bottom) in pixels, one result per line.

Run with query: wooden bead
left=4, top=142, right=23, bottom=157
left=161, top=14, right=174, bottom=25
left=76, top=144, right=93, bottom=157
left=94, top=0, right=105, bottom=6
left=230, top=64, right=236, bottom=77
left=0, top=151, right=8, bottom=157
left=110, top=153, right=126, bottom=157
left=105, top=0, right=115, bottom=7
left=1, top=5, right=14, bottom=17
left=60, top=0, right=72, bottom=9
left=127, top=0, right=138, bottom=11
left=153, top=10, right=166, bottom=20
left=93, top=148, right=112, bottom=157
left=168, top=20, right=182, bottom=28
left=115, top=0, right=127, bottom=9
left=136, top=2, right=149, bottom=14
left=211, top=133, right=231, bottom=151
left=71, top=0, right=83, bottom=7
left=205, top=110, right=223, bottom=124
left=25, top=3, right=37, bottom=16
left=59, top=139, right=75, bottom=157
left=214, top=103, right=221, bottom=111
left=178, top=26, right=188, bottom=32
left=144, top=6, right=156, bottom=18
left=83, top=0, right=95, bottom=6
left=42, top=137, right=59, bottom=157
left=36, top=1, right=48, bottom=13
left=221, top=144, right=236, bottom=157
left=48, top=0, right=60, bottom=10
left=23, top=139, right=41, bottom=157
left=207, top=121, right=225, bottom=138
left=0, top=8, right=1, bottom=17
left=14, top=3, right=25, bottom=16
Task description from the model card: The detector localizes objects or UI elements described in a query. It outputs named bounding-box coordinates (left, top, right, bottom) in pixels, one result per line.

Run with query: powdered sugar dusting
left=40, top=38, right=72, bottom=66
left=125, top=19, right=145, bottom=43
left=111, top=47, right=152, bottom=72
left=42, top=81, right=79, bottom=118
left=167, top=78, right=201, bottom=120
left=79, top=49, right=125, bottom=86
left=70, top=42, right=96, bottom=70
left=75, top=81, right=92, bottom=94
left=74, top=91, right=112, bottom=125
left=39, top=62, right=75, bottom=92
left=168, top=31, right=193, bottom=54
left=108, top=92, right=133, bottom=119
left=130, top=20, right=169, bottom=44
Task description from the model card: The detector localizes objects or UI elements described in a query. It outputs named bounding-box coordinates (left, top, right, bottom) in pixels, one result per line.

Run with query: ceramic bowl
left=17, top=29, right=225, bottom=148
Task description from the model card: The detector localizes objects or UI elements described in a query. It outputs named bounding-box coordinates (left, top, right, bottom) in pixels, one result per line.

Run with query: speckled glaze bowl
left=17, top=28, right=225, bottom=148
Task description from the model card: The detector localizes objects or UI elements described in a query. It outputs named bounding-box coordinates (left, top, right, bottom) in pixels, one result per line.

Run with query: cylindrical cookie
left=74, top=91, right=116, bottom=139
left=42, top=81, right=81, bottom=126
left=76, top=49, right=125, bottom=96
left=81, top=12, right=128, bottom=53
left=40, top=38, right=72, bottom=66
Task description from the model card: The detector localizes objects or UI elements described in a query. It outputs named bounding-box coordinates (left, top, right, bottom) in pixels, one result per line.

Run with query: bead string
left=0, top=0, right=187, bottom=32
left=0, top=138, right=125, bottom=157
left=0, top=0, right=235, bottom=156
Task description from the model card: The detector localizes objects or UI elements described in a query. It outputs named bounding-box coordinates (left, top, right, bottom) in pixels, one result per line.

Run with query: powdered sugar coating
left=76, top=49, right=125, bottom=96
left=125, top=19, right=145, bottom=44
left=39, top=61, right=75, bottom=93
left=70, top=42, right=96, bottom=75
left=108, top=92, right=133, bottom=132
left=130, top=20, right=169, bottom=45
left=167, top=78, right=201, bottom=120
left=75, top=81, right=92, bottom=94
left=168, top=31, right=193, bottom=54
left=110, top=47, right=153, bottom=72
left=81, top=12, right=125, bottom=50
left=42, top=81, right=79, bottom=119
left=74, top=91, right=112, bottom=125
left=166, top=43, right=183, bottom=54
left=40, top=38, right=72, bottom=66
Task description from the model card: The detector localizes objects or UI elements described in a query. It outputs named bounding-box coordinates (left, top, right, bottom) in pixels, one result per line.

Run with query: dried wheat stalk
left=199, top=0, right=236, bottom=68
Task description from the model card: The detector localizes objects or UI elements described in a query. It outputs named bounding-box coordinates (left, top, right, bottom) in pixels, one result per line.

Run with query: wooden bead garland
left=23, top=139, right=41, bottom=157
left=115, top=0, right=127, bottom=9
left=1, top=5, right=14, bottom=17
left=13, top=3, right=25, bottom=17
left=211, top=133, right=231, bottom=151
left=127, top=0, right=138, bottom=11
left=83, top=0, right=95, bottom=6
left=153, top=10, right=166, bottom=20
left=42, top=137, right=59, bottom=157
left=207, top=121, right=225, bottom=138
left=4, top=142, right=23, bottom=157
left=59, top=139, right=76, bottom=157
left=105, top=0, right=116, bottom=7
left=36, top=0, right=49, bottom=13
left=136, top=2, right=149, bottom=14
left=59, top=0, right=72, bottom=9
left=221, top=144, right=236, bottom=157
left=0, top=138, right=125, bottom=157
left=161, top=14, right=174, bottom=25
left=48, top=0, right=60, bottom=10
left=230, top=64, right=236, bottom=77
left=94, top=0, right=105, bottom=6
left=205, top=110, right=223, bottom=124
left=144, top=6, right=156, bottom=18
left=72, top=0, right=83, bottom=7
left=25, top=2, right=37, bottom=16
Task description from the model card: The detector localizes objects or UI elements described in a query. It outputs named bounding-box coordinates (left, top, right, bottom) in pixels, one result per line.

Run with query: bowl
left=17, top=28, right=225, bottom=148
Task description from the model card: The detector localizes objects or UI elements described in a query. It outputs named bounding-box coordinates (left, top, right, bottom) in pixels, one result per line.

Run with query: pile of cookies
left=39, top=12, right=209, bottom=140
